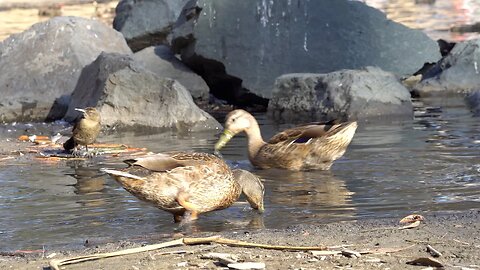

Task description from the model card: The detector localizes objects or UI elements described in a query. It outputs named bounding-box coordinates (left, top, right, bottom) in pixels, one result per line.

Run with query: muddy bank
left=1, top=210, right=478, bottom=269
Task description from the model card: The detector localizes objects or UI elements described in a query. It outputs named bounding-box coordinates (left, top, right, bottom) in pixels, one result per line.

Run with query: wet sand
left=1, top=210, right=478, bottom=269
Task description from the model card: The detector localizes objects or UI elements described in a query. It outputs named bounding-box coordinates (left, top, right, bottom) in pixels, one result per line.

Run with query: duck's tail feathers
left=63, top=136, right=76, bottom=151
left=101, top=168, right=144, bottom=180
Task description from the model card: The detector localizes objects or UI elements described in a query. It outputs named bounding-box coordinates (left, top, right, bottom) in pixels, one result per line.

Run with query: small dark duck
left=214, top=109, right=357, bottom=171
left=63, top=107, right=101, bottom=157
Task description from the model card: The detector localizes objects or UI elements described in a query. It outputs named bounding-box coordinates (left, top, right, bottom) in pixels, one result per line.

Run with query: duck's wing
left=268, top=120, right=344, bottom=144
left=123, top=152, right=219, bottom=172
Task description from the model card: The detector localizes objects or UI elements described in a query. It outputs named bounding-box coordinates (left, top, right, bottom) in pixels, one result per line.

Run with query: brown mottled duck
left=102, top=152, right=264, bottom=223
left=63, top=107, right=101, bottom=157
left=214, top=109, right=357, bottom=171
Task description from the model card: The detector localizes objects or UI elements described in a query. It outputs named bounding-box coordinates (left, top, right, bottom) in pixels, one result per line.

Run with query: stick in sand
left=49, top=235, right=328, bottom=270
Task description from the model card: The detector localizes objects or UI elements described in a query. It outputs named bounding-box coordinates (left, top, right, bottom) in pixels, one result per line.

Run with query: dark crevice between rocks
left=126, top=30, right=171, bottom=53
left=171, top=51, right=269, bottom=114
left=182, top=54, right=268, bottom=108
left=409, top=39, right=456, bottom=98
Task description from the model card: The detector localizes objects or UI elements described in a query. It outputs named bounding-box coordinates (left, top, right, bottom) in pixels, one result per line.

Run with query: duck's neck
left=245, top=120, right=266, bottom=161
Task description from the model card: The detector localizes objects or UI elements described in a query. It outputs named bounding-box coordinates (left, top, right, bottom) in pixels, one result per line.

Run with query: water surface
left=1, top=97, right=479, bottom=251
left=365, top=0, right=480, bottom=41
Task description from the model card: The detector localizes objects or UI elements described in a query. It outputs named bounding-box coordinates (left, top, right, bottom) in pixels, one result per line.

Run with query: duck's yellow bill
left=214, top=129, right=235, bottom=151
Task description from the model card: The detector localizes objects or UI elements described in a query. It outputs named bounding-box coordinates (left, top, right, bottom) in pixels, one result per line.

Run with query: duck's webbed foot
left=179, top=211, right=199, bottom=227
left=84, top=148, right=100, bottom=158
left=71, top=147, right=85, bottom=158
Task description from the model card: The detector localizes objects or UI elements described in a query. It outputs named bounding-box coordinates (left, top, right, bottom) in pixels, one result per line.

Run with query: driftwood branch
left=49, top=235, right=328, bottom=270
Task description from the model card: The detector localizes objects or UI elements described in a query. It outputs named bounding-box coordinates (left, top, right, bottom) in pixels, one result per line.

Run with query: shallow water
left=365, top=0, right=480, bottom=41
left=0, top=97, right=479, bottom=251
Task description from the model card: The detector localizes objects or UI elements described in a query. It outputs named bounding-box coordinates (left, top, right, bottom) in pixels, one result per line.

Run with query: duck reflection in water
left=66, top=160, right=106, bottom=195
left=255, top=169, right=355, bottom=221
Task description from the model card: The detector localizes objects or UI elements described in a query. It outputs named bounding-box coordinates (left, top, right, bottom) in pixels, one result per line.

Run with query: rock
left=268, top=67, right=413, bottom=122
left=0, top=16, right=132, bottom=123
left=133, top=45, right=209, bottom=101
left=63, top=52, right=221, bottom=132
left=172, top=0, right=441, bottom=98
left=113, top=0, right=189, bottom=52
left=414, top=39, right=480, bottom=96
left=466, top=91, right=480, bottom=116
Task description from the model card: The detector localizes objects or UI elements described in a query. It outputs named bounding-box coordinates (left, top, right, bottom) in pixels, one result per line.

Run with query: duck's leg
left=173, top=214, right=183, bottom=223
left=71, top=145, right=82, bottom=157
left=177, top=192, right=200, bottom=223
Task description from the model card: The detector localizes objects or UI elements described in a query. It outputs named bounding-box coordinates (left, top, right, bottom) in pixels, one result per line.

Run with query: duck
left=63, top=107, right=101, bottom=157
left=214, top=109, right=357, bottom=171
left=102, top=152, right=264, bottom=223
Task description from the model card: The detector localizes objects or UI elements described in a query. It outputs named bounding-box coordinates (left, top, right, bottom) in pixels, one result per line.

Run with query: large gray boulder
left=268, top=67, right=413, bottom=122
left=113, top=0, right=189, bottom=52
left=0, top=16, right=132, bottom=123
left=414, top=39, right=480, bottom=96
left=172, top=0, right=441, bottom=99
left=133, top=45, right=209, bottom=102
left=63, top=52, right=221, bottom=132
left=466, top=91, right=480, bottom=116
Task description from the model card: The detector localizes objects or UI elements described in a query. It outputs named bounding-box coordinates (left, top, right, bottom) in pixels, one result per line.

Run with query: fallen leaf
left=18, top=135, right=29, bottom=141
left=400, top=214, right=425, bottom=224
left=398, top=220, right=421, bottom=230
left=406, top=257, right=444, bottom=268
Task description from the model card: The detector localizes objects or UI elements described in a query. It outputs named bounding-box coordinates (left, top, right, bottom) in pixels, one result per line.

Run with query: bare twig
left=360, top=244, right=417, bottom=255
left=49, top=238, right=185, bottom=270
left=405, top=239, right=444, bottom=245
left=426, top=244, right=442, bottom=257
left=453, top=239, right=470, bottom=245
left=49, top=236, right=329, bottom=270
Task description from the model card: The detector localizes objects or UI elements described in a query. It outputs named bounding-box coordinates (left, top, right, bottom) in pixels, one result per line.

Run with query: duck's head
left=75, top=107, right=101, bottom=122
left=214, top=109, right=253, bottom=151
left=233, top=169, right=265, bottom=213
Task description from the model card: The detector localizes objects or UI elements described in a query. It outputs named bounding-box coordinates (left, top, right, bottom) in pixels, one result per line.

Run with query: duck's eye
left=232, top=118, right=236, bottom=122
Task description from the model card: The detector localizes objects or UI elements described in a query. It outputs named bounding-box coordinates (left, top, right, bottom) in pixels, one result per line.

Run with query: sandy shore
left=0, top=0, right=102, bottom=9
left=1, top=210, right=478, bottom=269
